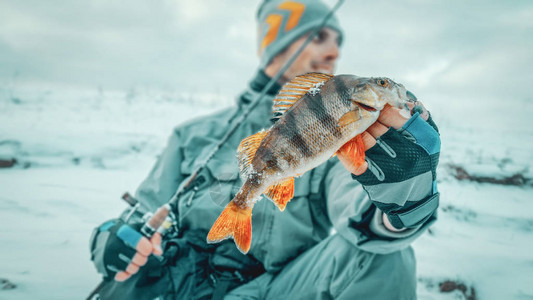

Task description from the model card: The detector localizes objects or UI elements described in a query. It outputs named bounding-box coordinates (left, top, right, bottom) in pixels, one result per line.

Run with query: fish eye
left=377, top=78, right=388, bottom=87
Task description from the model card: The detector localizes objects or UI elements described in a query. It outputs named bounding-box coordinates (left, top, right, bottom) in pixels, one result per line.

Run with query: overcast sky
left=1, top=0, right=531, bottom=107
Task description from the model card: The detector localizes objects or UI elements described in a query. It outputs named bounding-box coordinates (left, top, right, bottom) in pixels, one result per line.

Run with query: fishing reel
left=121, top=192, right=179, bottom=239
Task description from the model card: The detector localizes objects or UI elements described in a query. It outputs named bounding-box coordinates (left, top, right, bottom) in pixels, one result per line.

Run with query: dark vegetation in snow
left=419, top=277, right=478, bottom=300
left=439, top=280, right=477, bottom=300
left=447, top=163, right=531, bottom=186
left=0, top=158, right=16, bottom=168
left=1, top=278, right=16, bottom=290
left=440, top=205, right=477, bottom=222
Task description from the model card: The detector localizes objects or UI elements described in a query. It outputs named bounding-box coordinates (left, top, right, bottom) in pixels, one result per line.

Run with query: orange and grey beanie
left=257, top=0, right=343, bottom=68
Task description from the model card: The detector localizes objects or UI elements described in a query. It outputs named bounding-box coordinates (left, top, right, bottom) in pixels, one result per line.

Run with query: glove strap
left=387, top=193, right=440, bottom=228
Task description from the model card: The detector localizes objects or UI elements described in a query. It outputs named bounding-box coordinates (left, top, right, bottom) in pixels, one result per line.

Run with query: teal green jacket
left=128, top=72, right=436, bottom=273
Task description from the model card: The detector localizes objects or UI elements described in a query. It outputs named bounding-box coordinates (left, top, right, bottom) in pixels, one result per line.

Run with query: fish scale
left=269, top=78, right=352, bottom=168
left=207, top=73, right=411, bottom=254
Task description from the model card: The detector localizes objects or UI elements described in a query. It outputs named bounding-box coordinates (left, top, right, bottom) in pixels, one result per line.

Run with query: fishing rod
left=169, top=0, right=346, bottom=210
left=87, top=1, right=345, bottom=298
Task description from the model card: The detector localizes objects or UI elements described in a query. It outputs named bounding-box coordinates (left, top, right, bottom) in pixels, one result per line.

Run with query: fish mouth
left=352, top=84, right=379, bottom=112
left=354, top=101, right=377, bottom=112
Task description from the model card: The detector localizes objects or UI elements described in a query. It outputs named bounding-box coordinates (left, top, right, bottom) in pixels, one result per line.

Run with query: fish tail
left=207, top=197, right=253, bottom=254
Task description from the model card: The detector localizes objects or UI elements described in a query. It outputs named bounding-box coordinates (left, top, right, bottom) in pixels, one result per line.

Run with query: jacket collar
left=239, top=69, right=282, bottom=105
left=248, top=69, right=282, bottom=98
left=234, top=69, right=282, bottom=127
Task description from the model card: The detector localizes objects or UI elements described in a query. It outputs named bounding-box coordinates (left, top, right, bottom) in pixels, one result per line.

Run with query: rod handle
left=140, top=204, right=170, bottom=238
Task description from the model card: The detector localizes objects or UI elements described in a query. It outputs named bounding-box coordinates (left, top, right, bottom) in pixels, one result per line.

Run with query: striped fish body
left=256, top=76, right=378, bottom=180
left=207, top=73, right=410, bottom=254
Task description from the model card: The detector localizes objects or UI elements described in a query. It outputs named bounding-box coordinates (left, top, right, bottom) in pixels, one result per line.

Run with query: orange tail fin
left=337, top=134, right=366, bottom=167
left=207, top=201, right=253, bottom=254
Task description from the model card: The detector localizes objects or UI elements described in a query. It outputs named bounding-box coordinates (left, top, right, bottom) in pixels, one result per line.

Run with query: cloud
left=334, top=0, right=532, bottom=105
left=0, top=0, right=531, bottom=105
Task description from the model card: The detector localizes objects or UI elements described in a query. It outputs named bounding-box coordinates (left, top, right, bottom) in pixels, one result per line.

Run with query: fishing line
left=86, top=2, right=346, bottom=298
left=170, top=0, right=346, bottom=219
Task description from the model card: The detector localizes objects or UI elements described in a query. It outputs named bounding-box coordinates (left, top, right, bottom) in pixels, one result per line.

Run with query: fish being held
left=207, top=73, right=411, bottom=253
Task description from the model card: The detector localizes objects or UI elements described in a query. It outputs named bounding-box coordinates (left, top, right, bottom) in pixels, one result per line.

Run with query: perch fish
left=207, top=73, right=410, bottom=253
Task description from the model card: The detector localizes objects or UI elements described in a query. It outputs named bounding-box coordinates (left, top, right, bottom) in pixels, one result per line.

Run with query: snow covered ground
left=0, top=86, right=532, bottom=299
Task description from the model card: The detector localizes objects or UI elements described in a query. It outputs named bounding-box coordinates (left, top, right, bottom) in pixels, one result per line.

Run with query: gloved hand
left=90, top=219, right=163, bottom=281
left=339, top=101, right=440, bottom=230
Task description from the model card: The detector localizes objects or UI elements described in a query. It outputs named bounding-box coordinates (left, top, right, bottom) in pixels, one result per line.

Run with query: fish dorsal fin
left=237, top=130, right=269, bottom=178
left=272, top=73, right=333, bottom=121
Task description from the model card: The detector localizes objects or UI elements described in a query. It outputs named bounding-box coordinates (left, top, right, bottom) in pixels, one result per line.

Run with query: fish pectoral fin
left=264, top=177, right=295, bottom=212
left=337, top=110, right=361, bottom=128
left=238, top=130, right=269, bottom=178
left=337, top=134, right=366, bottom=167
left=207, top=201, right=253, bottom=254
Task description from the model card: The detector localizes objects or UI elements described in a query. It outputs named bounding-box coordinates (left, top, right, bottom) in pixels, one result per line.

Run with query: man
left=89, top=0, right=440, bottom=299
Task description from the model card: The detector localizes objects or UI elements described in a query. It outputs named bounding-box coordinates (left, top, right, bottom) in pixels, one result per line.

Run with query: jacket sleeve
left=90, top=129, right=185, bottom=261
left=323, top=159, right=436, bottom=254
left=134, top=128, right=185, bottom=213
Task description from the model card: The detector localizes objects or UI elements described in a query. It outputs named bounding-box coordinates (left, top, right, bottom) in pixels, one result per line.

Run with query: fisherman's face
left=266, top=27, right=341, bottom=84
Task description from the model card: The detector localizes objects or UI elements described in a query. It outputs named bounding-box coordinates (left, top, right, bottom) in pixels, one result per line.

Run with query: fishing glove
left=352, top=112, right=440, bottom=230
left=89, top=219, right=163, bottom=281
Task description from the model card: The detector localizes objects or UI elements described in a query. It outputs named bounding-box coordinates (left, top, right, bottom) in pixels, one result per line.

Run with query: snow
left=1, top=0, right=532, bottom=298
left=0, top=88, right=226, bottom=299
left=307, top=82, right=324, bottom=96
left=1, top=85, right=532, bottom=299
